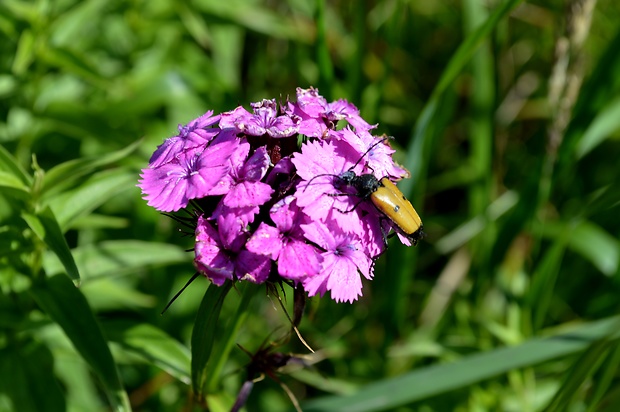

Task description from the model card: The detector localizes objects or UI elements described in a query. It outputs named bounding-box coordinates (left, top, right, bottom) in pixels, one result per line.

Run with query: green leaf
left=81, top=277, right=156, bottom=311
left=540, top=220, right=620, bottom=276
left=29, top=274, right=131, bottom=412
left=0, top=170, right=29, bottom=192
left=568, top=25, right=620, bottom=145
left=103, top=320, right=191, bottom=384
left=402, top=0, right=524, bottom=194
left=576, top=96, right=620, bottom=158
left=435, top=191, right=519, bottom=254
left=586, top=343, right=620, bottom=411
left=66, top=213, right=129, bottom=230
left=43, top=240, right=188, bottom=279
left=49, top=0, right=109, bottom=47
left=12, top=28, right=35, bottom=75
left=543, top=337, right=613, bottom=412
left=0, top=143, right=31, bottom=186
left=22, top=206, right=80, bottom=281
left=568, top=221, right=619, bottom=276
left=206, top=282, right=259, bottom=391
left=526, top=240, right=567, bottom=331
left=191, top=281, right=233, bottom=400
left=39, top=139, right=141, bottom=201
left=302, top=316, right=620, bottom=412
left=0, top=170, right=30, bottom=202
left=51, top=346, right=104, bottom=412
left=191, top=0, right=312, bottom=42
left=48, top=169, right=137, bottom=230
left=38, top=45, right=107, bottom=86
left=0, top=342, right=66, bottom=412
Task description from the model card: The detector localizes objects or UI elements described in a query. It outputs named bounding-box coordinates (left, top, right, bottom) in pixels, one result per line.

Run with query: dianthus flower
left=149, top=110, right=221, bottom=168
left=138, top=87, right=423, bottom=302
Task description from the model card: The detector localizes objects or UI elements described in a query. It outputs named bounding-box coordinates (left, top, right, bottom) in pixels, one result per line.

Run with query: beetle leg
left=327, top=194, right=366, bottom=214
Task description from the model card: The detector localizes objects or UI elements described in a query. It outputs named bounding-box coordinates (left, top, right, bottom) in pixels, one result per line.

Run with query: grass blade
left=302, top=316, right=620, bottom=412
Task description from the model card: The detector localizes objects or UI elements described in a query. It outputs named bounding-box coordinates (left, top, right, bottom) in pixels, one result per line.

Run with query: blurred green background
left=2, top=0, right=620, bottom=411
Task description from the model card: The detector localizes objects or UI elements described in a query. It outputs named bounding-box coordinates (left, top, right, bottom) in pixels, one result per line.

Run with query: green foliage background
left=1, top=0, right=620, bottom=411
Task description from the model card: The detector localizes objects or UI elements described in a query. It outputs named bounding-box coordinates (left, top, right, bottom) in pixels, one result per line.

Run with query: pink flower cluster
left=139, top=88, right=411, bottom=303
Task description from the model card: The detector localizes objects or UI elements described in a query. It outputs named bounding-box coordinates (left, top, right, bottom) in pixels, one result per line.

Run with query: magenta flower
left=339, top=127, right=409, bottom=180
left=291, top=138, right=375, bottom=236
left=290, top=87, right=374, bottom=137
left=194, top=214, right=272, bottom=285
left=300, top=220, right=374, bottom=303
left=149, top=110, right=221, bottom=167
left=246, top=197, right=322, bottom=280
left=323, top=99, right=374, bottom=132
left=139, top=87, right=423, bottom=303
left=206, top=142, right=275, bottom=226
left=138, top=134, right=239, bottom=212
left=220, top=143, right=275, bottom=208
left=220, top=99, right=299, bottom=138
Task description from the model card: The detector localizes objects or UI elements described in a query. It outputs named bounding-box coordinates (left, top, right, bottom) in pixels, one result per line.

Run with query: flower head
left=194, top=214, right=272, bottom=285
left=149, top=111, right=221, bottom=168
left=138, top=133, right=239, bottom=212
left=220, top=99, right=300, bottom=138
left=138, top=87, right=422, bottom=303
left=300, top=220, right=373, bottom=303
left=246, top=197, right=322, bottom=280
left=289, top=87, right=375, bottom=137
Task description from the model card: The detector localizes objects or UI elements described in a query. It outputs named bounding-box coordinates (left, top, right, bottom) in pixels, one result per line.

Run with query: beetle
left=337, top=169, right=424, bottom=245
left=304, top=136, right=424, bottom=246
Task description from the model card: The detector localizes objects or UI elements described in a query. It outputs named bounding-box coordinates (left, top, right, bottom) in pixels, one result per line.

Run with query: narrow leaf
left=12, top=28, right=35, bottom=75
left=0, top=143, right=31, bottom=186
left=0, top=343, right=66, bottom=412
left=576, top=96, right=620, bottom=158
left=48, top=169, right=137, bottom=230
left=402, top=0, right=524, bottom=193
left=0, top=170, right=29, bottom=193
left=568, top=221, right=619, bottom=276
left=543, top=338, right=612, bottom=412
left=40, top=139, right=141, bottom=200
left=43, top=240, right=188, bottom=279
left=191, top=281, right=233, bottom=400
left=206, top=282, right=259, bottom=391
left=29, top=274, right=130, bottom=412
left=302, top=316, right=620, bottom=412
left=526, top=240, right=567, bottom=331
left=38, top=45, right=106, bottom=86
left=22, top=206, right=80, bottom=280
left=103, top=320, right=191, bottom=384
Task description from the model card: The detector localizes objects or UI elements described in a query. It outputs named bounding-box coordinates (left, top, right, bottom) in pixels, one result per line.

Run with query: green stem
left=206, top=282, right=261, bottom=392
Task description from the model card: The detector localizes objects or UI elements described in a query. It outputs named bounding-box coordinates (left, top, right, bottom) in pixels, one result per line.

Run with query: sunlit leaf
left=43, top=240, right=188, bottom=279
left=40, top=140, right=141, bottom=201
left=103, top=320, right=191, bottom=384
left=576, top=97, right=620, bottom=158
left=568, top=221, right=619, bottom=276
left=0, top=143, right=31, bottom=186
left=48, top=169, right=137, bottom=230
left=22, top=206, right=80, bottom=281
left=303, top=317, right=620, bottom=412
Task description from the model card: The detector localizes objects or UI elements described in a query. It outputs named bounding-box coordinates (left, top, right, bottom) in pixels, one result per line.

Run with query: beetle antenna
left=348, top=136, right=393, bottom=172
left=301, top=172, right=336, bottom=192
left=299, top=136, right=394, bottom=191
